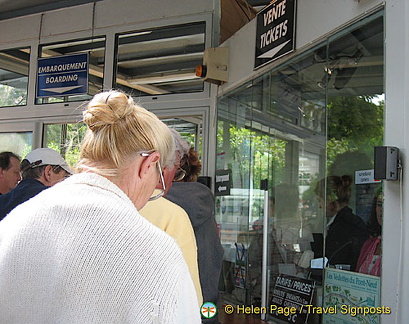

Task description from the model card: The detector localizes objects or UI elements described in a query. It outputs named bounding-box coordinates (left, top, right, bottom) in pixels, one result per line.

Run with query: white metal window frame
left=0, top=13, right=214, bottom=114
left=0, top=12, right=216, bottom=181
left=0, top=103, right=214, bottom=179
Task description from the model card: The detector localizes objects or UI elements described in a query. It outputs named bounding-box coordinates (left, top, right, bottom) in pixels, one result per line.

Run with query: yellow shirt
left=140, top=196, right=203, bottom=306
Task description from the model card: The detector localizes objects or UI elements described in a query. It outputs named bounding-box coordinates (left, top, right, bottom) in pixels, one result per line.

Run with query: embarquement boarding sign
left=37, top=53, right=89, bottom=97
left=255, top=0, right=296, bottom=69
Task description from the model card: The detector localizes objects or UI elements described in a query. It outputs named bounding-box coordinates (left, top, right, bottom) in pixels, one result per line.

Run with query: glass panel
left=217, top=10, right=383, bottom=324
left=43, top=116, right=203, bottom=170
left=37, top=37, right=105, bottom=104
left=325, top=14, right=384, bottom=266
left=114, top=22, right=205, bottom=96
left=0, top=47, right=30, bottom=107
left=162, top=117, right=203, bottom=159
left=0, top=132, right=32, bottom=157
left=217, top=71, right=326, bottom=314
left=43, top=123, right=87, bottom=168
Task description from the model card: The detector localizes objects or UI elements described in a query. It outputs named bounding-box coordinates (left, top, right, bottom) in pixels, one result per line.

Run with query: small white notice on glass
left=355, top=169, right=381, bottom=184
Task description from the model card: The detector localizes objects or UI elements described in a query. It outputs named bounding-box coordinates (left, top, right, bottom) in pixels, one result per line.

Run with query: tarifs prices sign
left=255, top=0, right=296, bottom=69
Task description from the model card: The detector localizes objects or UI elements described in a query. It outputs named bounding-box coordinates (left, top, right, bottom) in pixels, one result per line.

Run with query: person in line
left=0, top=90, right=201, bottom=324
left=247, top=184, right=305, bottom=305
left=166, top=147, right=224, bottom=324
left=357, top=189, right=383, bottom=276
left=140, top=129, right=203, bottom=307
left=0, top=151, right=21, bottom=195
left=315, top=175, right=368, bottom=271
left=0, top=147, right=70, bottom=221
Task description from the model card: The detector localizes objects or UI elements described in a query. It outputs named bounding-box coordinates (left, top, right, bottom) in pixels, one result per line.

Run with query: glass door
left=217, top=10, right=384, bottom=324
left=216, top=97, right=325, bottom=316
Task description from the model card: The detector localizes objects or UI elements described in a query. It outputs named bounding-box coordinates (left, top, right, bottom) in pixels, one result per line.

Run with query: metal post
left=260, top=179, right=269, bottom=321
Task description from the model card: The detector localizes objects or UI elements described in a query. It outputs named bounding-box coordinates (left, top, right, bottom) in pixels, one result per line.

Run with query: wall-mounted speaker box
left=374, top=146, right=399, bottom=180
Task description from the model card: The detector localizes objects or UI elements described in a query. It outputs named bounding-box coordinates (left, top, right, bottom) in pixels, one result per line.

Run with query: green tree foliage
left=217, top=122, right=286, bottom=190
left=45, top=123, right=87, bottom=168
left=327, top=96, right=384, bottom=168
left=303, top=95, right=384, bottom=204
left=0, top=85, right=27, bottom=107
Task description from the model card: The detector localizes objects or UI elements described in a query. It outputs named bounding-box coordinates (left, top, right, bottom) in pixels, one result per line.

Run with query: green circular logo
left=201, top=302, right=217, bottom=319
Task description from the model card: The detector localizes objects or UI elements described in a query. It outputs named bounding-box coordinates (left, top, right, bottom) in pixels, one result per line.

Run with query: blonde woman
left=0, top=90, right=200, bottom=324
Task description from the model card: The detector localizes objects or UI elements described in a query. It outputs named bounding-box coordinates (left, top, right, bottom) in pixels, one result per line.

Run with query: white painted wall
left=383, top=1, right=409, bottom=323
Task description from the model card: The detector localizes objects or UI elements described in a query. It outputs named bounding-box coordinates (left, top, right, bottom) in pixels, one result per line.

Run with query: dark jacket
left=166, top=182, right=224, bottom=323
left=0, top=179, right=49, bottom=221
left=325, top=206, right=369, bottom=271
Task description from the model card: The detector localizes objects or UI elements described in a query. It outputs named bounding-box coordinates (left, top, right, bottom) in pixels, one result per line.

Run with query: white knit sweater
left=0, top=173, right=200, bottom=324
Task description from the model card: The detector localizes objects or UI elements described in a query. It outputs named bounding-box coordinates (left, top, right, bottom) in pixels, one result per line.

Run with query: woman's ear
left=138, top=152, right=160, bottom=179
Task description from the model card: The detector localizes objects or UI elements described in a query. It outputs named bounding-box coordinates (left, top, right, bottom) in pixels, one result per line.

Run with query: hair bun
left=83, top=91, right=134, bottom=131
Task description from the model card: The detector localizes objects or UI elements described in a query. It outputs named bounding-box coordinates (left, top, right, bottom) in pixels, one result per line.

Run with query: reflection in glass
left=216, top=11, right=384, bottom=322
left=356, top=188, right=382, bottom=276
left=161, top=117, right=202, bottom=154
left=0, top=132, right=32, bottom=157
left=0, top=47, right=30, bottom=107
left=115, top=22, right=205, bottom=96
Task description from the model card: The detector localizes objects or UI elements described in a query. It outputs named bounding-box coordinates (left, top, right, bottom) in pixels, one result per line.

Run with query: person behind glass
left=140, top=129, right=203, bottom=307
left=0, top=148, right=70, bottom=221
left=315, top=175, right=368, bottom=271
left=166, top=147, right=224, bottom=324
left=0, top=90, right=201, bottom=324
left=356, top=189, right=383, bottom=276
left=0, top=151, right=21, bottom=195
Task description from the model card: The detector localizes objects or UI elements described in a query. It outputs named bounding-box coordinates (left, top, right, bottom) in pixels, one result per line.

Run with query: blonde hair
left=77, top=90, right=174, bottom=176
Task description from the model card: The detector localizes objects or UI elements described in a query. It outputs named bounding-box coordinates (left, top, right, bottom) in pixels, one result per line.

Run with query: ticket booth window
left=217, top=10, right=384, bottom=323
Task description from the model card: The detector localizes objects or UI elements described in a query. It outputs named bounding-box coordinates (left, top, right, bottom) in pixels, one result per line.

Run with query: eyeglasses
left=173, top=168, right=186, bottom=182
left=141, top=152, right=166, bottom=201
left=52, top=165, right=71, bottom=179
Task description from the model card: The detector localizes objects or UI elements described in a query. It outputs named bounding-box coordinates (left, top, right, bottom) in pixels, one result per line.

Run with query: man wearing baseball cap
left=0, top=148, right=71, bottom=221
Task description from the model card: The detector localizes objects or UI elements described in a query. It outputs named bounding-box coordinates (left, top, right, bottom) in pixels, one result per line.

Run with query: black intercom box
left=374, top=146, right=399, bottom=180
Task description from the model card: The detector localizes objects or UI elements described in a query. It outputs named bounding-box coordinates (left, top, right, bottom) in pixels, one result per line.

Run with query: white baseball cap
left=25, top=148, right=71, bottom=174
